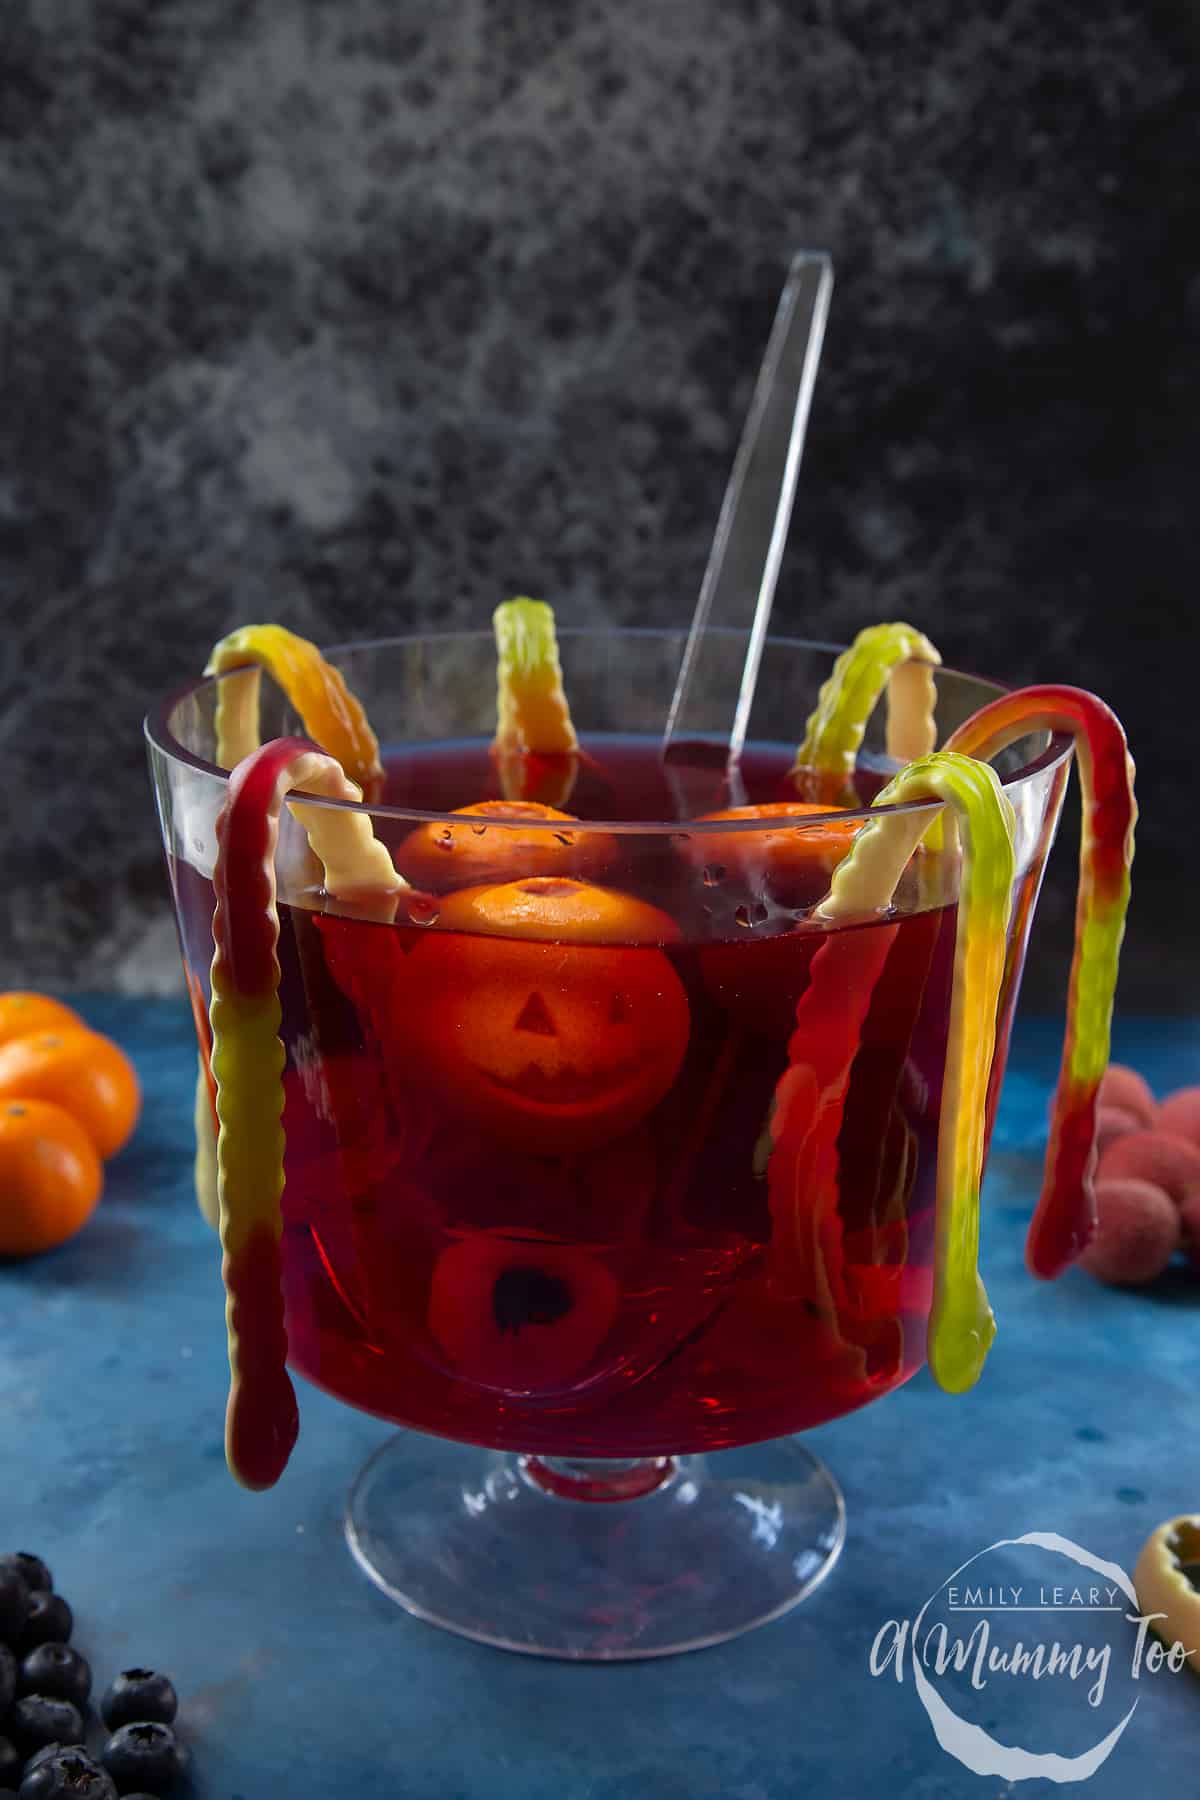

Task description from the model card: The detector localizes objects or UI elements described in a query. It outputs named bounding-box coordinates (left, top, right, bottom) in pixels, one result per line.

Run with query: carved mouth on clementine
left=480, top=1049, right=653, bottom=1109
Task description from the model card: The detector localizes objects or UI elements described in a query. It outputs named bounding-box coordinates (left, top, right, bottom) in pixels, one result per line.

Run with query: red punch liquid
left=171, top=736, right=1035, bottom=1456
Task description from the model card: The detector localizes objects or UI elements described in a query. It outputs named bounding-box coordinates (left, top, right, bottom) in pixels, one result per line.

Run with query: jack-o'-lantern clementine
left=403, top=879, right=690, bottom=1154
left=397, top=800, right=616, bottom=893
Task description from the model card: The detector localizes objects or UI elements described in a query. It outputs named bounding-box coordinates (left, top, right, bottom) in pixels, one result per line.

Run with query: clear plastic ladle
left=662, top=251, right=834, bottom=814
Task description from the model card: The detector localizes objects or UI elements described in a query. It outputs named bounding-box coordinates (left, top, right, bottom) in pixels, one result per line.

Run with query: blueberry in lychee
left=100, top=1722, right=189, bottom=1795
left=428, top=1230, right=620, bottom=1396
left=17, top=1647, right=90, bottom=1710
left=0, top=1570, right=29, bottom=1649
left=6, top=1698, right=83, bottom=1756
left=0, top=1558, right=51, bottom=1598
left=19, top=1597, right=71, bottom=1653
left=99, top=1671, right=177, bottom=1731
left=18, top=1750, right=116, bottom=1799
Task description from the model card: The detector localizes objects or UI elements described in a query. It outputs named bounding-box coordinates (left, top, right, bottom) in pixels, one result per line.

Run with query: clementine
left=0, top=1098, right=103, bottom=1255
left=404, top=879, right=689, bottom=1153
left=0, top=1028, right=141, bottom=1159
left=397, top=800, right=616, bottom=893
left=691, top=802, right=864, bottom=906
left=0, top=992, right=82, bottom=1047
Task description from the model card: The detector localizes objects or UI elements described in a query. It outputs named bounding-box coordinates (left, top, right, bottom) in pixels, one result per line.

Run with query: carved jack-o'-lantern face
left=402, top=879, right=691, bottom=1154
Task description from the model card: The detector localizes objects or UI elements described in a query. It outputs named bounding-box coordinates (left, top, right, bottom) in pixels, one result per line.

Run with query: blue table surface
left=4, top=999, right=1199, bottom=1798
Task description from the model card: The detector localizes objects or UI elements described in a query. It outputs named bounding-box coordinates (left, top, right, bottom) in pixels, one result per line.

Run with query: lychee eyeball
left=1097, top=1064, right=1157, bottom=1128
left=1099, top=1130, right=1200, bottom=1212
left=1078, top=1179, right=1180, bottom=1285
left=1155, top=1087, right=1200, bottom=1154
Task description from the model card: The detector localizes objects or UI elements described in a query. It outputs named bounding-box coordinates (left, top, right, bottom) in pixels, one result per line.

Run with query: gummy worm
left=207, top=625, right=384, bottom=797
left=185, top=968, right=220, bottom=1231
left=945, top=686, right=1136, bottom=1279
left=820, top=751, right=1017, bottom=1393
left=792, top=623, right=942, bottom=804
left=210, top=738, right=402, bottom=1489
left=766, top=919, right=904, bottom=1386
left=492, top=598, right=579, bottom=807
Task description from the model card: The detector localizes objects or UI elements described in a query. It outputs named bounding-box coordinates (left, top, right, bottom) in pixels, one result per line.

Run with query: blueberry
left=6, top=1699, right=83, bottom=1757
left=19, top=1749, right=82, bottom=1776
left=17, top=1647, right=90, bottom=1710
left=0, top=1559, right=51, bottom=1598
left=19, top=1597, right=71, bottom=1653
left=0, top=1644, right=15, bottom=1715
left=18, top=1751, right=116, bottom=1799
left=100, top=1724, right=188, bottom=1795
left=0, top=1739, right=19, bottom=1787
left=0, top=1571, right=30, bottom=1650
left=99, top=1671, right=176, bottom=1732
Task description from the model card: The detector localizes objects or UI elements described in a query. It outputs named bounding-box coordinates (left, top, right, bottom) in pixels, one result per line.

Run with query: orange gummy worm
left=206, top=625, right=384, bottom=798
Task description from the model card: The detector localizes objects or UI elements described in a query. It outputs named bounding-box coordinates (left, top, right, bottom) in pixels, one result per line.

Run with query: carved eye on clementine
left=396, top=800, right=617, bottom=892
left=402, top=879, right=690, bottom=1154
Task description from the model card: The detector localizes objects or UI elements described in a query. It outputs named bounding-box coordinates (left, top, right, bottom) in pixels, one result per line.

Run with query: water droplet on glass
left=702, top=863, right=727, bottom=888
left=437, top=829, right=454, bottom=850
left=409, top=897, right=440, bottom=926
left=553, top=831, right=574, bottom=847
left=735, top=905, right=751, bottom=928
left=469, top=823, right=488, bottom=836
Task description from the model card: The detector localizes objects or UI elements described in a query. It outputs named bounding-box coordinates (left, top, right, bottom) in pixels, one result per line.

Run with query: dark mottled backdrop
left=2, top=0, right=1196, bottom=1006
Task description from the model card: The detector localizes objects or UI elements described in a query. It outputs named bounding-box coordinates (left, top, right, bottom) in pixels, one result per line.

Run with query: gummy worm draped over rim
left=945, top=686, right=1137, bottom=1279
left=210, top=738, right=402, bottom=1489
left=206, top=625, right=385, bottom=797
left=820, top=750, right=1017, bottom=1394
left=491, top=598, right=579, bottom=808
left=792, top=623, right=942, bottom=805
